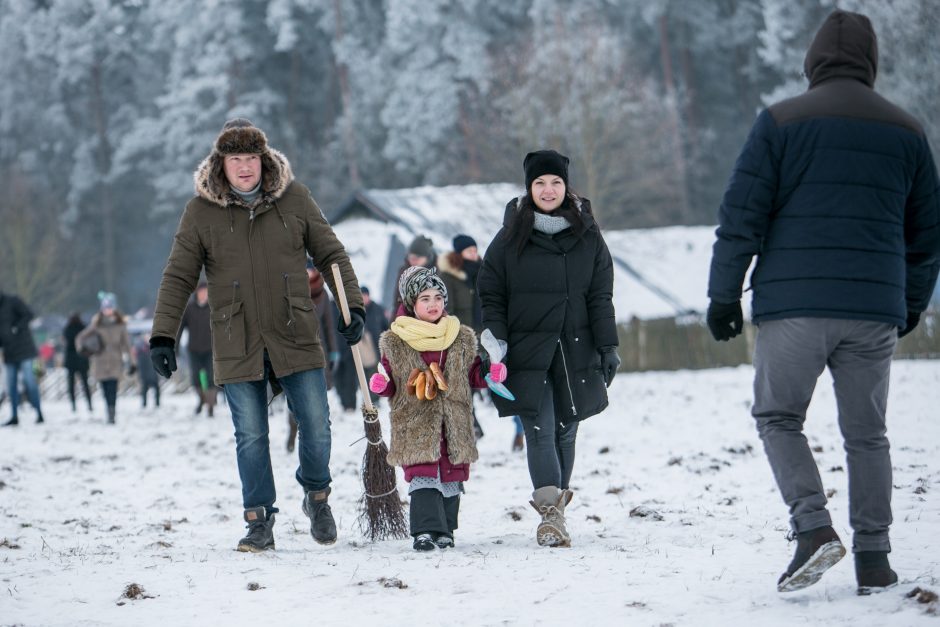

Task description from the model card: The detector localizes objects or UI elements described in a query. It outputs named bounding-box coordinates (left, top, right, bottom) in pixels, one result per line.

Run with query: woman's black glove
left=598, top=346, right=621, bottom=388
left=150, top=336, right=177, bottom=379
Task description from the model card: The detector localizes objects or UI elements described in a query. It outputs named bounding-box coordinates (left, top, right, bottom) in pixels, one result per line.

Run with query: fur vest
left=380, top=325, right=479, bottom=468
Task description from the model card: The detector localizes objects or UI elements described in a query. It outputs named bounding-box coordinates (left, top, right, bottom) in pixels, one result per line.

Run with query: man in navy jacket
left=707, top=10, right=940, bottom=595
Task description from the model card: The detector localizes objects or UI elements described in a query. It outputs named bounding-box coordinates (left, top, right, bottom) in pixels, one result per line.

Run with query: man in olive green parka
left=150, top=118, right=365, bottom=552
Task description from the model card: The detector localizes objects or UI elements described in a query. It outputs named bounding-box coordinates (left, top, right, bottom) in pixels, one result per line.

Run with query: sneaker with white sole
left=777, top=526, right=846, bottom=592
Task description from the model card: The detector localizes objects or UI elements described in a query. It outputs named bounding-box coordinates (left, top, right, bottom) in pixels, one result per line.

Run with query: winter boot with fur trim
left=530, top=486, right=573, bottom=548
left=777, top=525, right=845, bottom=592
left=302, top=488, right=337, bottom=545
left=237, top=506, right=275, bottom=552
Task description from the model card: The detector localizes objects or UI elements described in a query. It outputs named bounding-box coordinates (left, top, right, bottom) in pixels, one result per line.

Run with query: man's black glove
left=599, top=346, right=621, bottom=388
left=127, top=363, right=137, bottom=376
left=898, top=311, right=921, bottom=339
left=149, top=336, right=177, bottom=379
left=337, top=308, right=365, bottom=345
left=706, top=300, right=744, bottom=341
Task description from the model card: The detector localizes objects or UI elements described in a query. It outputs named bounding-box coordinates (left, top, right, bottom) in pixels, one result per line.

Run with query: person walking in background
left=76, top=292, right=135, bottom=425
left=361, top=285, right=388, bottom=405
left=478, top=149, right=620, bottom=548
left=439, top=234, right=482, bottom=332
left=335, top=286, right=388, bottom=413
left=361, top=286, right=389, bottom=362
left=134, top=334, right=160, bottom=409
left=391, top=234, right=437, bottom=318
left=333, top=284, right=385, bottom=415
left=0, top=290, right=45, bottom=426
left=439, top=234, right=487, bottom=441
left=333, top=313, right=379, bottom=414
left=62, top=313, right=94, bottom=414
left=286, top=263, right=341, bottom=453
left=706, top=10, right=940, bottom=595
left=368, top=266, right=503, bottom=551
left=149, top=118, right=364, bottom=552
left=178, top=280, right=216, bottom=417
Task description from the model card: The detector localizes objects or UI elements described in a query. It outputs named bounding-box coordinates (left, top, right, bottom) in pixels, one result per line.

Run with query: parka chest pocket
left=210, top=301, right=247, bottom=359
left=286, top=296, right=319, bottom=345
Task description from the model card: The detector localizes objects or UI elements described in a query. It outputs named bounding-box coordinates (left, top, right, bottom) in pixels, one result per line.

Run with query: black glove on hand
left=149, top=336, right=177, bottom=379
left=337, top=308, right=365, bottom=345
left=599, top=346, right=621, bottom=388
left=127, top=363, right=137, bottom=376
left=898, top=311, right=921, bottom=338
left=706, top=300, right=744, bottom=341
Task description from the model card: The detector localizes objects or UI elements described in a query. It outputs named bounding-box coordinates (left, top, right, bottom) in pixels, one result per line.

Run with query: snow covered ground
left=1, top=361, right=938, bottom=626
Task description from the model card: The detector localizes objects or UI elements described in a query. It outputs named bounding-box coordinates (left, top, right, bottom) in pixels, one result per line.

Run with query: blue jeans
left=224, top=363, right=332, bottom=511
left=5, top=359, right=42, bottom=419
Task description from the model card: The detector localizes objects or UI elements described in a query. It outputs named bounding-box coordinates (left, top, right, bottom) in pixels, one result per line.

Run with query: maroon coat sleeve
left=377, top=354, right=397, bottom=398
left=468, top=356, right=488, bottom=390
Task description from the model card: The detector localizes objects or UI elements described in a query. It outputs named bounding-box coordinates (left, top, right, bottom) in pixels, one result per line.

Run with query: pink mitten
left=489, top=362, right=507, bottom=383
left=369, top=373, right=389, bottom=394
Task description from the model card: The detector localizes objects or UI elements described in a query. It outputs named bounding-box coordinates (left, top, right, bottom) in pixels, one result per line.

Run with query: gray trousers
left=752, top=318, right=896, bottom=552
left=522, top=381, right=579, bottom=490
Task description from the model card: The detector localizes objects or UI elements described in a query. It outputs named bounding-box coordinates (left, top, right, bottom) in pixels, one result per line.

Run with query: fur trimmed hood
left=193, top=147, right=294, bottom=208
left=436, top=250, right=466, bottom=282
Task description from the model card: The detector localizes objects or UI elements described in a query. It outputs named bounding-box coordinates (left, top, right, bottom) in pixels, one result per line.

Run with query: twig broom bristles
left=331, top=263, right=407, bottom=541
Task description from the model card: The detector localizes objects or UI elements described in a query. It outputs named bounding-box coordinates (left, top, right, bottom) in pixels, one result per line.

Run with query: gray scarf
left=532, top=211, right=571, bottom=235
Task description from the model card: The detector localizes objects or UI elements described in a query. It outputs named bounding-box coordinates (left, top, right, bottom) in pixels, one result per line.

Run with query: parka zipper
left=225, top=280, right=240, bottom=340
left=283, top=273, right=295, bottom=335
left=557, top=338, right=577, bottom=417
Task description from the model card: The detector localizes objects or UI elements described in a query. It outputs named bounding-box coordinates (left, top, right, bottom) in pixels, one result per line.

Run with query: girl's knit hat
left=398, top=266, right=448, bottom=311
left=97, top=291, right=117, bottom=311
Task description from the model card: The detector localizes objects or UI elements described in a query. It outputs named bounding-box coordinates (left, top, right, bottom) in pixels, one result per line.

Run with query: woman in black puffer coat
left=478, top=150, right=619, bottom=547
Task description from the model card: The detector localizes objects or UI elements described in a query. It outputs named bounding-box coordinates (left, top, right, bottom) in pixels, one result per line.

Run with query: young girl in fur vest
left=369, top=266, right=507, bottom=551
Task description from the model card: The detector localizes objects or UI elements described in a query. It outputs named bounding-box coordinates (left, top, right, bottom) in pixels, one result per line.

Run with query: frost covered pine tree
left=379, top=0, right=492, bottom=185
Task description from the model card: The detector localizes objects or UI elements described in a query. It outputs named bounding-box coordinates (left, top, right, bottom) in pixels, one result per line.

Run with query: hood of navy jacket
left=804, top=10, right=878, bottom=89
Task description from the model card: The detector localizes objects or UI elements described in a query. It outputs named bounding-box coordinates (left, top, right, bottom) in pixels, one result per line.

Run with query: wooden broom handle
left=330, top=263, right=375, bottom=412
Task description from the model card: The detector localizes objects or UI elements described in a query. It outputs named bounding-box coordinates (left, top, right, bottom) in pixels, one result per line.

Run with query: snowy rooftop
left=330, top=184, right=730, bottom=320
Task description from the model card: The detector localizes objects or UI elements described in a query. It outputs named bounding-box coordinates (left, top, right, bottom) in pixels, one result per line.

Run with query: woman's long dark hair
left=504, top=190, right=590, bottom=255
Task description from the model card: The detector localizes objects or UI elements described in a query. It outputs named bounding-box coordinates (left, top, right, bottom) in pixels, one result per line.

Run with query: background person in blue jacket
left=706, top=9, right=940, bottom=596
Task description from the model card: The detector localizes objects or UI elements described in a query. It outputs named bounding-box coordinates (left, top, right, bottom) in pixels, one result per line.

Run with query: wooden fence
left=616, top=310, right=940, bottom=372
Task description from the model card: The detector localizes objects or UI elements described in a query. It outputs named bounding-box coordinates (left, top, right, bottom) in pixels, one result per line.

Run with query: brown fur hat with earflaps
left=215, top=117, right=269, bottom=155
left=193, top=117, right=294, bottom=207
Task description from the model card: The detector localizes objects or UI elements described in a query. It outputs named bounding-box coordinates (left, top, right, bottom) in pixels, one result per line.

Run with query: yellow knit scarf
left=390, top=315, right=461, bottom=352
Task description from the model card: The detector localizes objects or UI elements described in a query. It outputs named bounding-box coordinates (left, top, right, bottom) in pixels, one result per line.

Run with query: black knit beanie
left=452, top=234, right=477, bottom=254
left=523, top=150, right=569, bottom=191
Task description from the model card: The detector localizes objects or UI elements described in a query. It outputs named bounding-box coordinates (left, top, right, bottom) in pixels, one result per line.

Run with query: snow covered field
left=1, top=361, right=938, bottom=626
